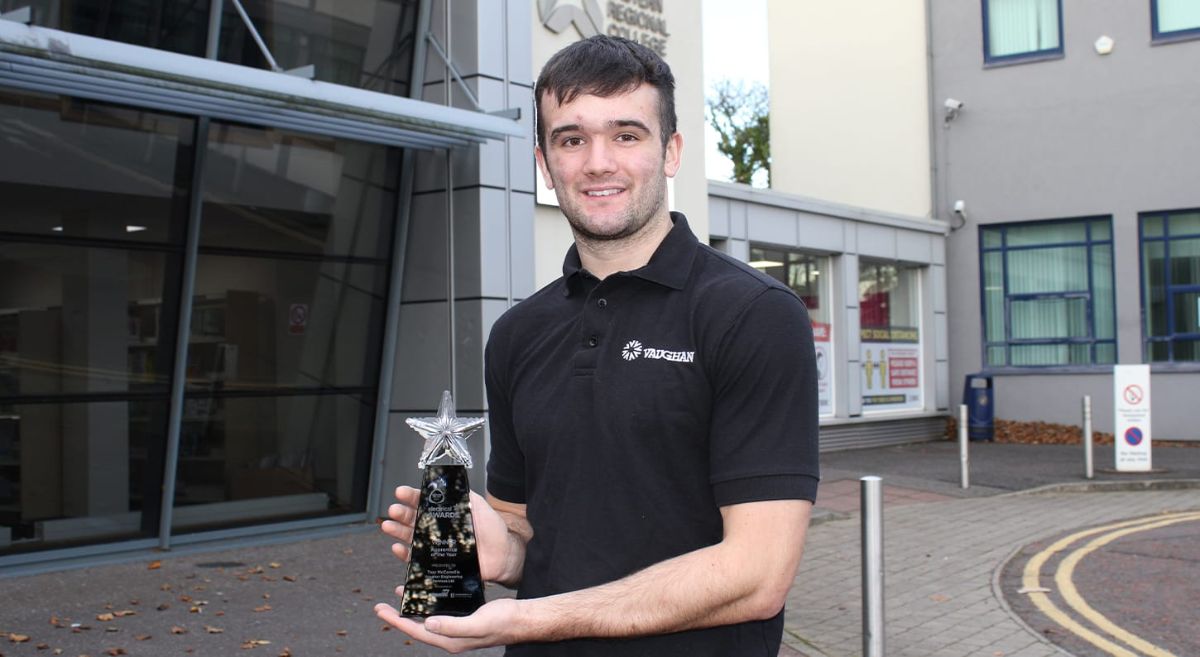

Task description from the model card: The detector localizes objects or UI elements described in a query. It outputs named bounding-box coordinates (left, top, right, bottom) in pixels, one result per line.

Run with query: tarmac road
left=1000, top=512, right=1200, bottom=657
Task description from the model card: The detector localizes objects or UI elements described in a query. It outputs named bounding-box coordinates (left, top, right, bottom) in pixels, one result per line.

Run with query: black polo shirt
left=484, top=213, right=819, bottom=657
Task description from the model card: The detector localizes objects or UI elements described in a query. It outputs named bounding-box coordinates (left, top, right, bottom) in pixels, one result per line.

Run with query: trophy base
left=400, top=464, right=485, bottom=617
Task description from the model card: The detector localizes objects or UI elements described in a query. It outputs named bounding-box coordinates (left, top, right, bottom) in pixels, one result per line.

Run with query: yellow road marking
left=1056, top=514, right=1200, bottom=657
left=1021, top=511, right=1200, bottom=657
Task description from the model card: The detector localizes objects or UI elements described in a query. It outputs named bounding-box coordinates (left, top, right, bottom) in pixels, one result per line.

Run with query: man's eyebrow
left=612, top=119, right=651, bottom=133
left=549, top=124, right=582, bottom=141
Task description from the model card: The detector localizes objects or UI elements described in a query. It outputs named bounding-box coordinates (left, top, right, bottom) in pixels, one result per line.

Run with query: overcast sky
left=701, top=0, right=769, bottom=184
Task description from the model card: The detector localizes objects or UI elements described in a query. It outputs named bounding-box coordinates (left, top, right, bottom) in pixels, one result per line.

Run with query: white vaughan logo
left=622, top=339, right=694, bottom=364
left=622, top=340, right=643, bottom=361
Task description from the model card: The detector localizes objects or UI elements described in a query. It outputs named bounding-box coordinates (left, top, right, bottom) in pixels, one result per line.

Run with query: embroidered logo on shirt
left=621, top=340, right=643, bottom=361
left=621, top=339, right=694, bottom=363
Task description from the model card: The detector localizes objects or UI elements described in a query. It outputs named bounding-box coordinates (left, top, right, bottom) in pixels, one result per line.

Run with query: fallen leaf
left=278, top=649, right=292, bottom=657
left=929, top=593, right=950, bottom=603
left=237, top=575, right=250, bottom=582
left=9, top=634, right=30, bottom=643
left=112, top=611, right=136, bottom=618
left=96, top=614, right=115, bottom=622
left=170, top=626, right=187, bottom=635
left=179, top=595, right=192, bottom=603
left=134, top=635, right=151, bottom=641
left=160, top=584, right=172, bottom=591
left=269, top=562, right=281, bottom=569
left=203, top=626, right=223, bottom=634
left=247, top=566, right=264, bottom=574
left=54, top=649, right=64, bottom=655
left=240, top=639, right=271, bottom=649
left=49, top=616, right=63, bottom=627
left=336, top=630, right=347, bottom=637
left=156, top=604, right=170, bottom=611
left=128, top=600, right=139, bottom=606
left=103, top=604, right=113, bottom=610
left=188, top=607, right=201, bottom=614
left=342, top=548, right=353, bottom=555
left=253, top=605, right=272, bottom=613
left=148, top=561, right=162, bottom=570
left=262, top=594, right=270, bottom=600
left=105, top=627, right=119, bottom=633
left=380, top=626, right=391, bottom=632
left=104, top=649, right=127, bottom=656
left=351, top=588, right=362, bottom=594
left=35, top=643, right=49, bottom=649
left=282, top=575, right=296, bottom=583
left=215, top=611, right=225, bottom=617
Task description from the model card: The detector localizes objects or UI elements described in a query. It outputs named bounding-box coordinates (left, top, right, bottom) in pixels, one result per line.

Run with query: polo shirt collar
left=561, top=212, right=697, bottom=296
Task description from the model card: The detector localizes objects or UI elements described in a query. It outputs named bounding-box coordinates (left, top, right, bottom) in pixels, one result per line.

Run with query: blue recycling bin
left=962, top=374, right=994, bottom=441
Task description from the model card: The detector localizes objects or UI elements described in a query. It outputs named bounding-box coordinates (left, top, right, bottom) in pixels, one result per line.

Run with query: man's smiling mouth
left=586, top=189, right=623, bottom=197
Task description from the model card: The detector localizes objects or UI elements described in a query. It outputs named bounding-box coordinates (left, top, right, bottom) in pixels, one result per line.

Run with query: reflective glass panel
left=1142, top=241, right=1168, bottom=337
left=188, top=255, right=387, bottom=390
left=986, top=0, right=1060, bottom=58
left=0, top=400, right=169, bottom=555
left=7, top=0, right=208, bottom=56
left=217, top=0, right=420, bottom=94
left=1167, top=212, right=1200, bottom=236
left=201, top=123, right=397, bottom=259
left=1006, top=221, right=1085, bottom=247
left=1010, top=298, right=1088, bottom=339
left=1007, top=246, right=1088, bottom=294
left=0, top=91, right=194, bottom=244
left=170, top=392, right=373, bottom=532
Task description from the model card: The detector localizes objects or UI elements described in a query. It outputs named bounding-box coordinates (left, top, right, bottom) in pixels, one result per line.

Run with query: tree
left=706, top=80, right=771, bottom=186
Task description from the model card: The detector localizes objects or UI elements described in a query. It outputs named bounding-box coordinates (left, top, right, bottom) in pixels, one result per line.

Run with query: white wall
left=767, top=0, right=932, bottom=219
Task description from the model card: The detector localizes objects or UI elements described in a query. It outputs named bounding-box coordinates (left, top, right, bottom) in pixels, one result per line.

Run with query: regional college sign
left=539, top=0, right=671, bottom=56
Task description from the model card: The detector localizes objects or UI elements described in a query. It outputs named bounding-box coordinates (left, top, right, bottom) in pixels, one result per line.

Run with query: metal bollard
left=861, top=476, right=885, bottom=657
left=1083, top=395, right=1094, bottom=479
left=958, top=404, right=969, bottom=489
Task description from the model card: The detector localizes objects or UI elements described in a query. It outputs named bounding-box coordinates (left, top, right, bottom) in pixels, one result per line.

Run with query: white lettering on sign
left=606, top=0, right=669, bottom=56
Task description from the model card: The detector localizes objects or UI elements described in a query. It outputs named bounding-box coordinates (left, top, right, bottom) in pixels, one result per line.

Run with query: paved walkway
left=2, top=441, right=1198, bottom=656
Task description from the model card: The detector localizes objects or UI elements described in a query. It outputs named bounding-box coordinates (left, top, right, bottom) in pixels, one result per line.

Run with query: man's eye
left=616, top=133, right=639, bottom=142
left=561, top=136, right=584, bottom=147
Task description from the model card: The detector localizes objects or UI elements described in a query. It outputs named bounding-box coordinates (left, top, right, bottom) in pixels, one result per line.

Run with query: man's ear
left=663, top=132, right=683, bottom=178
left=534, top=145, right=554, bottom=190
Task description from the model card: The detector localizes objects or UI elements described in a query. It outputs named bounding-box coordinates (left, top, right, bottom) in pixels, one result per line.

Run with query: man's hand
left=375, top=596, right=525, bottom=654
left=379, top=485, right=520, bottom=585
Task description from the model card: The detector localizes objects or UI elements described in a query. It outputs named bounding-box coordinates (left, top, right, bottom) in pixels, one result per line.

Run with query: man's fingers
left=380, top=519, right=414, bottom=542
left=393, top=485, right=420, bottom=505
left=390, top=541, right=411, bottom=562
left=386, top=502, right=416, bottom=523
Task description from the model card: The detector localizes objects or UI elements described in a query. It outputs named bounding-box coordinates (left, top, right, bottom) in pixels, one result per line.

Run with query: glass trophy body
left=400, top=390, right=486, bottom=617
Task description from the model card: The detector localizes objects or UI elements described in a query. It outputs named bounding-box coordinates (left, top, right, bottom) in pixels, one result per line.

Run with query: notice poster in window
left=812, top=322, right=833, bottom=416
left=860, top=326, right=922, bottom=411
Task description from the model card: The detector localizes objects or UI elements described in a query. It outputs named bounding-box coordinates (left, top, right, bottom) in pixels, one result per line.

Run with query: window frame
left=981, top=0, right=1065, bottom=65
left=1139, top=209, right=1200, bottom=363
left=978, top=217, right=1117, bottom=370
left=1151, top=0, right=1200, bottom=42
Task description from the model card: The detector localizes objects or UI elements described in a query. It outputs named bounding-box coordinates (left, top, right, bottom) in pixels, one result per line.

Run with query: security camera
left=953, top=200, right=966, bottom=216
left=945, top=98, right=964, bottom=111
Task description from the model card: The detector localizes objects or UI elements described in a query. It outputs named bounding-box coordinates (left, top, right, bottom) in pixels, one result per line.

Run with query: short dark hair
left=534, top=35, right=677, bottom=150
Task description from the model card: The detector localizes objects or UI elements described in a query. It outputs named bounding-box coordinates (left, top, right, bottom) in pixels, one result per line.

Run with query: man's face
left=535, top=83, right=682, bottom=243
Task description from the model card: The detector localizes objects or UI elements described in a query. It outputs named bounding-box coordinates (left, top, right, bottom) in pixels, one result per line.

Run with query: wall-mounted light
left=1094, top=35, right=1114, bottom=55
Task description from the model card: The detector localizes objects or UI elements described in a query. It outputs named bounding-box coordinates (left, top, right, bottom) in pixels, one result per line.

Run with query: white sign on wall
left=1113, top=364, right=1152, bottom=472
left=812, top=322, right=832, bottom=416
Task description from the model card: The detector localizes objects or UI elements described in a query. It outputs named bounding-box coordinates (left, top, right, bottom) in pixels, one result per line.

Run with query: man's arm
left=376, top=496, right=811, bottom=653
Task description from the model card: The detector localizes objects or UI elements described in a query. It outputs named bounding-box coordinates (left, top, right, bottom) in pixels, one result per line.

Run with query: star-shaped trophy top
left=407, top=390, right=485, bottom=468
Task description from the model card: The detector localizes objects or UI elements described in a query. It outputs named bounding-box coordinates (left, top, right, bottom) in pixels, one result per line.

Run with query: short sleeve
left=707, top=288, right=820, bottom=505
left=484, top=319, right=527, bottom=504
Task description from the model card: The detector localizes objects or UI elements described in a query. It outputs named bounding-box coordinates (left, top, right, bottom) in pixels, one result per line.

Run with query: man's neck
left=575, top=213, right=673, bottom=280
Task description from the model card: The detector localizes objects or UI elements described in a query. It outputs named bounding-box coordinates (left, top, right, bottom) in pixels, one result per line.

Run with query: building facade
left=932, top=0, right=1200, bottom=438
left=0, top=0, right=531, bottom=571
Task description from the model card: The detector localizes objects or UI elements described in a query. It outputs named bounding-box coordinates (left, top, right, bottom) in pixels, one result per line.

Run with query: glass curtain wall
left=0, top=90, right=193, bottom=552
left=750, top=247, right=833, bottom=416
left=0, top=0, right=419, bottom=556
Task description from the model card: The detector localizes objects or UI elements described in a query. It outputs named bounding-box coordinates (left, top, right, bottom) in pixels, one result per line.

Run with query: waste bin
left=962, top=374, right=994, bottom=441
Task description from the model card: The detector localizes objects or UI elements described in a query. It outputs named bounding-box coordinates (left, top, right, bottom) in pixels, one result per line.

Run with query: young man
left=377, top=35, right=819, bottom=656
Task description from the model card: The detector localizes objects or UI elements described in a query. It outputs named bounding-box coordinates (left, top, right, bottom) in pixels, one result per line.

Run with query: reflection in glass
left=750, top=247, right=829, bottom=325
left=170, top=392, right=373, bottom=532
left=0, top=400, right=168, bottom=555
left=8, top=0, right=208, bottom=56
left=218, top=0, right=419, bottom=94
left=201, top=123, right=398, bottom=258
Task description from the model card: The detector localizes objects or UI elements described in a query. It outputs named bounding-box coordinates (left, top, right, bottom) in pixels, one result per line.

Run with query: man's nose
left=583, top=141, right=616, bottom=176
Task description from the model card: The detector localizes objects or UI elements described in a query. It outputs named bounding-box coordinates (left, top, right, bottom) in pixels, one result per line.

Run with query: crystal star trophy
left=400, top=390, right=486, bottom=617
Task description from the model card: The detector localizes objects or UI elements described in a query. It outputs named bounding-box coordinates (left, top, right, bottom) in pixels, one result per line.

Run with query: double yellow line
left=1021, top=510, right=1200, bottom=657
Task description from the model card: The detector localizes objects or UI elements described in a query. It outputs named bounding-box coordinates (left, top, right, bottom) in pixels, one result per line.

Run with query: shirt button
left=597, top=298, right=608, bottom=308
left=587, top=336, right=598, bottom=347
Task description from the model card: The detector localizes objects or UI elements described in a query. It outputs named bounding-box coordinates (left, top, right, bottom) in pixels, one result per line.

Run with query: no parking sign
left=1113, top=365, right=1151, bottom=472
